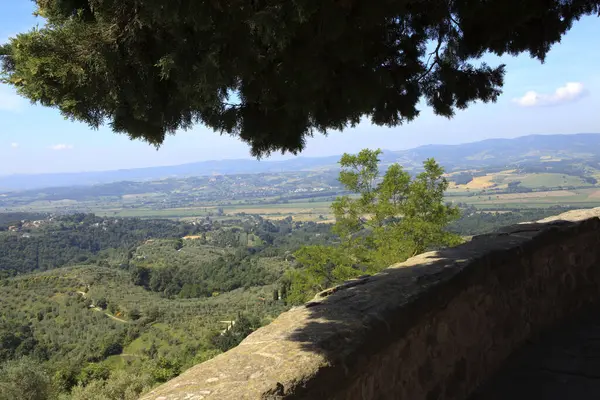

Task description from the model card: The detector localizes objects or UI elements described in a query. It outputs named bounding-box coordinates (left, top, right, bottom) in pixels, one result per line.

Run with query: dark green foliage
left=147, top=357, right=182, bottom=384
left=0, top=357, right=52, bottom=400
left=77, top=363, right=110, bottom=386
left=52, top=363, right=79, bottom=393
left=0, top=324, right=38, bottom=362
left=0, top=275, right=129, bottom=367
left=0, top=264, right=288, bottom=399
left=95, top=297, right=108, bottom=310
left=0, top=214, right=199, bottom=275
left=68, top=367, right=154, bottom=400
left=101, top=339, right=124, bottom=358
left=2, top=1, right=598, bottom=155
left=127, top=217, right=335, bottom=298
left=449, top=173, right=474, bottom=185
left=128, top=308, right=142, bottom=321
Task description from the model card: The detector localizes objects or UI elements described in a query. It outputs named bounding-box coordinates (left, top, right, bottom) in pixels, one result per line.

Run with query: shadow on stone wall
left=289, top=219, right=577, bottom=356
left=281, top=218, right=600, bottom=399
left=469, top=301, right=600, bottom=399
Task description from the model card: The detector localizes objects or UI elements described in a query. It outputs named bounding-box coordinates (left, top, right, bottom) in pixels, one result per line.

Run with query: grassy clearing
left=448, top=171, right=594, bottom=193
left=122, top=192, right=164, bottom=200
left=462, top=200, right=600, bottom=210
left=22, top=189, right=600, bottom=220
left=518, top=173, right=591, bottom=188
left=449, top=187, right=600, bottom=209
left=92, top=200, right=333, bottom=221
left=221, top=201, right=333, bottom=220
left=101, top=208, right=212, bottom=218
left=448, top=170, right=519, bottom=191
left=486, top=190, right=578, bottom=200
left=463, top=175, right=496, bottom=189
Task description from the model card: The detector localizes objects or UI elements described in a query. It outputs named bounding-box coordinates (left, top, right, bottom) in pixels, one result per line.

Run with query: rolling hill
left=2, top=133, right=600, bottom=191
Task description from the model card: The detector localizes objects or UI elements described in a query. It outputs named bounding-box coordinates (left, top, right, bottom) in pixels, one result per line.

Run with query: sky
left=1, top=2, right=599, bottom=175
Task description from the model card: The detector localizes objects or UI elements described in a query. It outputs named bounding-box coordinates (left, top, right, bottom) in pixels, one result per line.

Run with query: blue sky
left=1, top=2, right=599, bottom=175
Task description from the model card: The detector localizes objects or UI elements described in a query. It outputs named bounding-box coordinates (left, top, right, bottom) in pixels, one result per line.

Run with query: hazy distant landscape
left=2, top=133, right=600, bottom=220
left=3, top=133, right=600, bottom=191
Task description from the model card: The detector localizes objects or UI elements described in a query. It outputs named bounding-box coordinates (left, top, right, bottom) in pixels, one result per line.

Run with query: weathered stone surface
left=141, top=208, right=600, bottom=400
left=536, top=207, right=600, bottom=223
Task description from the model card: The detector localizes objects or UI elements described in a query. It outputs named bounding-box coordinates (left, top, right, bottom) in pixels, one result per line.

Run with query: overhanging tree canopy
left=1, top=0, right=598, bottom=155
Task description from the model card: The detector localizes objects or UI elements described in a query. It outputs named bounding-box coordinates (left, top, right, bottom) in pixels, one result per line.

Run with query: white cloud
left=0, top=85, right=24, bottom=112
left=10, top=143, right=19, bottom=149
left=513, top=82, right=588, bottom=107
left=50, top=144, right=74, bottom=151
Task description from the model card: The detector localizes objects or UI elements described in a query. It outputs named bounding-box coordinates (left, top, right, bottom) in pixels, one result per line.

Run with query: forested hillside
left=0, top=212, right=338, bottom=399
left=0, top=214, right=199, bottom=276
left=0, top=265, right=288, bottom=400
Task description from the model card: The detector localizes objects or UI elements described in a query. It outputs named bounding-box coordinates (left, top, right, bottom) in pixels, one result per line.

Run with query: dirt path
left=76, top=290, right=127, bottom=323
left=91, top=307, right=128, bottom=323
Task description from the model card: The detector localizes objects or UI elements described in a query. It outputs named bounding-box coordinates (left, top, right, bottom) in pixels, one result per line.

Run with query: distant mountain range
left=2, top=133, right=600, bottom=191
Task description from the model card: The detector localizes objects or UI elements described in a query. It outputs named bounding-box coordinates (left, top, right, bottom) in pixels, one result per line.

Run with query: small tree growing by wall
left=285, top=149, right=461, bottom=304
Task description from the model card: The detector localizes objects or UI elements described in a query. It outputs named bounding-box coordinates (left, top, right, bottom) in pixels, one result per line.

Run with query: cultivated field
left=5, top=165, right=600, bottom=221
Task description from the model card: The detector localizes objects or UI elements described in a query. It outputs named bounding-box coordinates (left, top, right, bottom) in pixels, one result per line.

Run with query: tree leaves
left=287, top=149, right=461, bottom=303
left=2, top=0, right=598, bottom=154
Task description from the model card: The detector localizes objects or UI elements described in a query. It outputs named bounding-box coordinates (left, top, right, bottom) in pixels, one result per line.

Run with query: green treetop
left=285, top=149, right=461, bottom=304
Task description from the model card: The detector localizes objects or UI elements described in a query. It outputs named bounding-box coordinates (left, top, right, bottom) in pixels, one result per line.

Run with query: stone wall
left=141, top=208, right=600, bottom=400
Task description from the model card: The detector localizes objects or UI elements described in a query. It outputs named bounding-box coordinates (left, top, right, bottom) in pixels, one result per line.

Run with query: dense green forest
left=0, top=266, right=287, bottom=400
left=0, top=213, right=200, bottom=276
left=0, top=212, right=336, bottom=399
left=128, top=216, right=335, bottom=298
